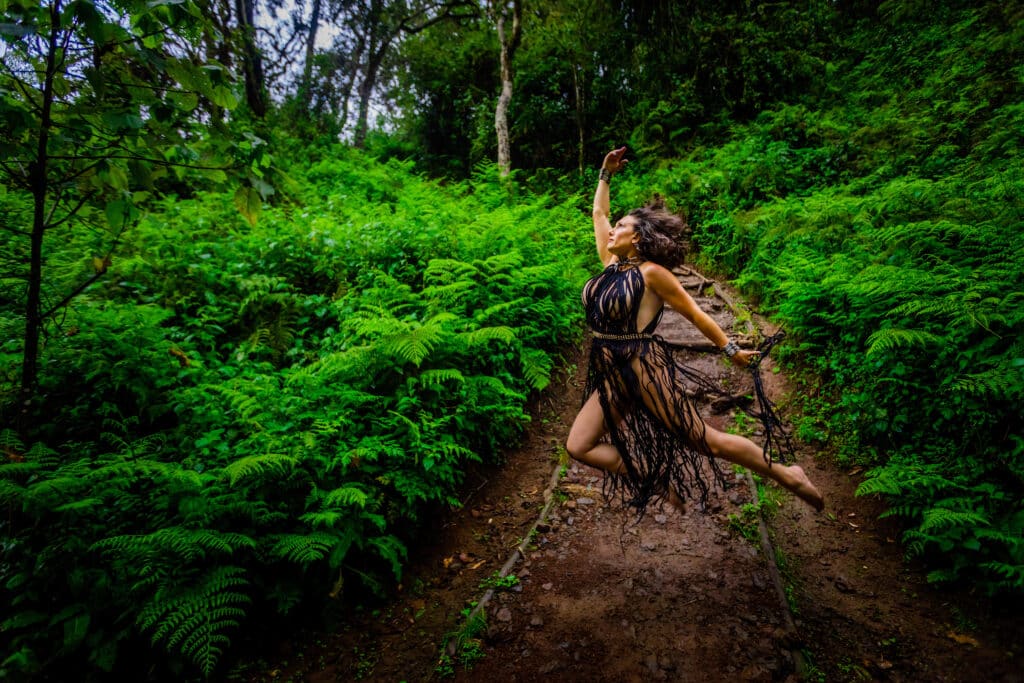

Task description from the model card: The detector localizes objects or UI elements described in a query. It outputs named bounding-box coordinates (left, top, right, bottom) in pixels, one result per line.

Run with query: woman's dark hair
left=627, top=196, right=690, bottom=269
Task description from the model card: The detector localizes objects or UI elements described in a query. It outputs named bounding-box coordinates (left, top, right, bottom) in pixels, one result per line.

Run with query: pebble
left=496, top=607, right=512, bottom=622
left=530, top=616, right=544, bottom=627
left=654, top=514, right=668, bottom=524
left=542, top=582, right=553, bottom=591
left=576, top=497, right=595, bottom=505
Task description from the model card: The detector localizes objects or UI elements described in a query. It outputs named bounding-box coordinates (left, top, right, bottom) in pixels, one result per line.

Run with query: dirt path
left=238, top=273, right=1021, bottom=683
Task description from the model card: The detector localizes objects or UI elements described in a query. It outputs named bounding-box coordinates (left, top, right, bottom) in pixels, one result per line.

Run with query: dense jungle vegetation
left=1, top=0, right=1021, bottom=678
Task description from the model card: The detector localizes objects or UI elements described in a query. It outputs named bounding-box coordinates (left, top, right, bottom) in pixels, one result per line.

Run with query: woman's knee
left=565, top=433, right=588, bottom=461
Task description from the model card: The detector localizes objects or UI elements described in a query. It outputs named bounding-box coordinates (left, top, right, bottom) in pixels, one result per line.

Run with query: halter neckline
left=614, top=256, right=643, bottom=270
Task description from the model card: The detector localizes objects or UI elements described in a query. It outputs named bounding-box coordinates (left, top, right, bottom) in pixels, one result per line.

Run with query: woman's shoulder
left=638, top=260, right=671, bottom=277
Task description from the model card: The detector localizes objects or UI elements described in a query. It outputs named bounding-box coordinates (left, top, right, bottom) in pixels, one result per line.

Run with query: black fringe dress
left=582, top=259, right=732, bottom=513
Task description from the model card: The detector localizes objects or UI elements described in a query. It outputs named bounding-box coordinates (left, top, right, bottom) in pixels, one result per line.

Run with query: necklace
left=615, top=256, right=643, bottom=269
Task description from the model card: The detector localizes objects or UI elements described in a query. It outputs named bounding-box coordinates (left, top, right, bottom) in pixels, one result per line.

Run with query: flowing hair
left=627, top=197, right=690, bottom=269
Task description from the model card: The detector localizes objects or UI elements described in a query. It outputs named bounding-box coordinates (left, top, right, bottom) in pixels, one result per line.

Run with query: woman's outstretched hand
left=602, top=146, right=628, bottom=174
left=731, top=349, right=760, bottom=367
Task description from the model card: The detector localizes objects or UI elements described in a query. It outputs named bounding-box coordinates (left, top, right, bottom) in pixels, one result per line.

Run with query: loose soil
left=236, top=272, right=1021, bottom=683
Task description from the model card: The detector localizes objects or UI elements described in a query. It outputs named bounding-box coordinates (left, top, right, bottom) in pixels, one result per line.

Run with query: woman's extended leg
left=703, top=425, right=824, bottom=510
left=632, top=358, right=824, bottom=511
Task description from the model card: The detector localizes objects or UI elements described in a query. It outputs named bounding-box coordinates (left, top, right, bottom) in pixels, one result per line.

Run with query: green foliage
left=645, top=2, right=1024, bottom=594
left=1, top=148, right=589, bottom=678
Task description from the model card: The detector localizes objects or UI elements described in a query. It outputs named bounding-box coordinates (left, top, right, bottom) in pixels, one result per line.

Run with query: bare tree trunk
left=353, top=45, right=386, bottom=148
left=299, top=0, right=323, bottom=108
left=492, top=0, right=521, bottom=177
left=338, top=38, right=365, bottom=131
left=572, top=61, right=585, bottom=176
left=235, top=0, right=267, bottom=117
left=21, top=1, right=61, bottom=400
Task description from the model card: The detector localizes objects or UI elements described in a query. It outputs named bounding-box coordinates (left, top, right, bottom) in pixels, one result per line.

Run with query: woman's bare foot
left=786, top=465, right=824, bottom=511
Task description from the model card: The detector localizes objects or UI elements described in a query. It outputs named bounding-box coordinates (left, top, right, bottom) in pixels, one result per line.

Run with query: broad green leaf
left=233, top=186, right=261, bottom=227
left=210, top=85, right=238, bottom=110
left=62, top=612, right=90, bottom=648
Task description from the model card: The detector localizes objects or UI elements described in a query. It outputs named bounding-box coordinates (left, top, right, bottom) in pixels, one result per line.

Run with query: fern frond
left=474, top=297, right=531, bottom=324
left=93, top=527, right=257, bottom=561
left=950, top=368, right=1022, bottom=399
left=391, top=313, right=458, bottom=366
left=418, top=368, right=466, bottom=389
left=423, top=258, right=479, bottom=285
left=866, top=327, right=943, bottom=355
left=222, top=453, right=300, bottom=486
left=137, top=565, right=250, bottom=677
left=461, top=325, right=517, bottom=347
left=0, top=462, right=43, bottom=479
left=0, top=478, right=26, bottom=504
left=520, top=347, right=553, bottom=391
left=269, top=531, right=338, bottom=565
left=0, top=428, right=24, bottom=452
left=323, top=484, right=370, bottom=509
left=919, top=505, right=990, bottom=533
left=53, top=497, right=104, bottom=513
left=979, top=561, right=1024, bottom=589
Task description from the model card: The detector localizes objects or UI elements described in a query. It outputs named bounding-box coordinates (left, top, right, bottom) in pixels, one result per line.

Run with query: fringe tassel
left=746, top=330, right=794, bottom=467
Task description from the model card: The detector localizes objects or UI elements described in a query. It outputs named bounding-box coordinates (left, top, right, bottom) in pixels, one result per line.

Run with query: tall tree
left=235, top=0, right=269, bottom=116
left=342, top=0, right=476, bottom=147
left=489, top=0, right=521, bottom=176
left=299, top=0, right=325, bottom=106
left=0, top=0, right=240, bottom=412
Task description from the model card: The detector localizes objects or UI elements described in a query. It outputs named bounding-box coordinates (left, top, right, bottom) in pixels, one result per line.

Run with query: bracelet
left=721, top=341, right=740, bottom=358
left=598, top=168, right=613, bottom=183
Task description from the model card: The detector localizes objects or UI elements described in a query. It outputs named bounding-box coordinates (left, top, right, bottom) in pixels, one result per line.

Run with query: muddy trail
left=238, top=271, right=1021, bottom=683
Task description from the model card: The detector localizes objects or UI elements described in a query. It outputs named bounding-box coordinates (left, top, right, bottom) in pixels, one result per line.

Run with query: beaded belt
left=591, top=331, right=652, bottom=341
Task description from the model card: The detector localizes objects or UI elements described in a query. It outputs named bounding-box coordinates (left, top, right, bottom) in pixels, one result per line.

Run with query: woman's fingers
left=604, top=146, right=628, bottom=171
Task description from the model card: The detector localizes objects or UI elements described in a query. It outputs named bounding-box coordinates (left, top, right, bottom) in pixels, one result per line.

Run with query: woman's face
left=608, top=215, right=640, bottom=257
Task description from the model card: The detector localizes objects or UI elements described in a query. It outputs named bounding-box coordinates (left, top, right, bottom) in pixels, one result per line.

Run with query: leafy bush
left=0, top=151, right=590, bottom=678
left=659, top=2, right=1024, bottom=594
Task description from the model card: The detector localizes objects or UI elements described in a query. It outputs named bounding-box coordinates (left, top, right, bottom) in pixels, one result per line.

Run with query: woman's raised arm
left=593, top=146, right=627, bottom=266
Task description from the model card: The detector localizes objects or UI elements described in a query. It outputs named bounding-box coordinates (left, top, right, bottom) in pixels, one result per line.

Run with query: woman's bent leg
left=567, top=391, right=687, bottom=513
left=566, top=391, right=627, bottom=474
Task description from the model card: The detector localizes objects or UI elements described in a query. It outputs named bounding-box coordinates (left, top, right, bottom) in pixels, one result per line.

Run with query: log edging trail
left=449, top=454, right=566, bottom=657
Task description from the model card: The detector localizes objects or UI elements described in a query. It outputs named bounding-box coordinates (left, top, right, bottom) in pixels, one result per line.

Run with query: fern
left=93, top=527, right=258, bottom=562
left=865, top=327, right=944, bottom=355
left=461, top=325, right=517, bottom=347
left=918, top=504, right=990, bottom=533
left=222, top=453, right=300, bottom=486
left=519, top=347, right=553, bottom=391
left=418, top=368, right=466, bottom=389
left=136, top=565, right=251, bottom=677
left=270, top=531, right=340, bottom=565
left=323, top=484, right=370, bottom=508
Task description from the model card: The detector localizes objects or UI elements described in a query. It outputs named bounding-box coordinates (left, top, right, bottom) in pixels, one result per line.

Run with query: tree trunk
left=493, top=0, right=521, bottom=177
left=353, top=46, right=385, bottom=148
left=572, top=61, right=585, bottom=176
left=299, top=0, right=323, bottom=108
left=21, top=1, right=61, bottom=400
left=235, top=0, right=267, bottom=117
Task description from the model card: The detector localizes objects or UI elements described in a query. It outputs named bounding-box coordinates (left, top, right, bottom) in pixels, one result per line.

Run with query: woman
left=566, top=146, right=823, bottom=514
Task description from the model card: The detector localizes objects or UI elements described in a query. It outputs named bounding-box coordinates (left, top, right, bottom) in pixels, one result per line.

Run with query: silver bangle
left=722, top=341, right=740, bottom=358
left=598, top=168, right=613, bottom=183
